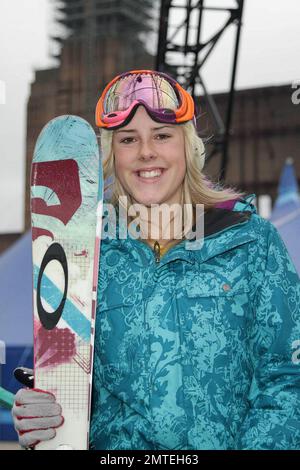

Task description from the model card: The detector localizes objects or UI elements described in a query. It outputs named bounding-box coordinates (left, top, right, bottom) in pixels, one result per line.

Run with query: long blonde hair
left=99, top=120, right=245, bottom=211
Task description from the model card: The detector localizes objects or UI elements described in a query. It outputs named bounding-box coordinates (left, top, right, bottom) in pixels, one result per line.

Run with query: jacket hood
left=175, top=193, right=258, bottom=265
left=189, top=193, right=257, bottom=240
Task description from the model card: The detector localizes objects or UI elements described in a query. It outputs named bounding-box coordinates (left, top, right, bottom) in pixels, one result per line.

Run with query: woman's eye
left=120, top=137, right=135, bottom=144
left=155, top=134, right=170, bottom=140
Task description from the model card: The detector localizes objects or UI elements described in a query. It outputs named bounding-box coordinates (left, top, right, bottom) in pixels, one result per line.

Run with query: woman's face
left=112, top=106, right=186, bottom=207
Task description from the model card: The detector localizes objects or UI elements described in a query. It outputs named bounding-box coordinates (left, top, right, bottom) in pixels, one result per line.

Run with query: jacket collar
left=160, top=207, right=257, bottom=266
left=102, top=195, right=258, bottom=266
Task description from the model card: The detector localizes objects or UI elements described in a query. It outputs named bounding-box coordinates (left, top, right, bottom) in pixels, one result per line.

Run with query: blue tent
left=0, top=231, right=33, bottom=346
left=0, top=231, right=33, bottom=440
left=270, top=158, right=300, bottom=274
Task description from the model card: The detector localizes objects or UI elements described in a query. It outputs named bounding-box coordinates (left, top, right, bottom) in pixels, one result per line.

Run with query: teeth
left=138, top=169, right=163, bottom=178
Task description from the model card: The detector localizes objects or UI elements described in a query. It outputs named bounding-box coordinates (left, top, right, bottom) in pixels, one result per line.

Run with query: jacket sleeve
left=235, top=219, right=300, bottom=450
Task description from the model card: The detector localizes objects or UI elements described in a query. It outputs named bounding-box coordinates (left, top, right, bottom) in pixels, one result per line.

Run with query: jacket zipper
left=153, top=241, right=161, bottom=264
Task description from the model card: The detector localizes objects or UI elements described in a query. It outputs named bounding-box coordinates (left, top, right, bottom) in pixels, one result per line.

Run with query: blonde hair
left=100, top=120, right=245, bottom=211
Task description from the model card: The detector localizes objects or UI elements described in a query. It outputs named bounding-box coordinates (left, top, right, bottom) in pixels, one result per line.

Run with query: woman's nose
left=139, top=141, right=157, bottom=160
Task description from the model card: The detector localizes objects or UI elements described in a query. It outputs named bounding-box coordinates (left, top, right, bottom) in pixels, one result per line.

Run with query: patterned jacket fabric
left=90, top=194, right=300, bottom=450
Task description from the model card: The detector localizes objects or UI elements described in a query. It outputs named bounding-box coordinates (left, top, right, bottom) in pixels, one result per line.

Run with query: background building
left=202, top=84, right=300, bottom=199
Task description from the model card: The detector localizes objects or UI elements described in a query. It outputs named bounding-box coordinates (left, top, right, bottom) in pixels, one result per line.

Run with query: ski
left=30, top=115, right=103, bottom=450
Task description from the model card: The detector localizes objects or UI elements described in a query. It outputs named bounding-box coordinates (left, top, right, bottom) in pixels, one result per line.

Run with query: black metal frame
left=156, top=0, right=244, bottom=181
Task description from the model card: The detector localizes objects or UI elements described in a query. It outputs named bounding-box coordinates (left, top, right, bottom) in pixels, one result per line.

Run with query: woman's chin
left=132, top=194, right=164, bottom=207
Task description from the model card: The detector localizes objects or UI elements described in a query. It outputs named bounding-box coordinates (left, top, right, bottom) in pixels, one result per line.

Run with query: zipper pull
left=153, top=241, right=160, bottom=264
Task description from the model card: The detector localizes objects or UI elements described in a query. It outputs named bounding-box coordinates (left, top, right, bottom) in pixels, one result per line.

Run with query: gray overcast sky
left=0, top=0, right=300, bottom=234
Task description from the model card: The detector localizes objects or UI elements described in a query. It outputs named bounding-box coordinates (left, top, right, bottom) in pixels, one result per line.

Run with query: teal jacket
left=90, top=194, right=300, bottom=450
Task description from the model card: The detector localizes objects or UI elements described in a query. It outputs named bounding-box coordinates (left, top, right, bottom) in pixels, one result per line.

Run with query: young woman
left=12, top=70, right=300, bottom=450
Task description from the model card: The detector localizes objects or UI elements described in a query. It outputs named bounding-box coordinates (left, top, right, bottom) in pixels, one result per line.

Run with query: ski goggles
left=95, top=69, right=195, bottom=129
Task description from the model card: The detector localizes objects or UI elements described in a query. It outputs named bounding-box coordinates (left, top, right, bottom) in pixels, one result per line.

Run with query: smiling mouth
left=135, top=168, right=166, bottom=180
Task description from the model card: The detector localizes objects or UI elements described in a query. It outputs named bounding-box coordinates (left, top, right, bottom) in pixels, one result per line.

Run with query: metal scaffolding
left=156, top=0, right=244, bottom=181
